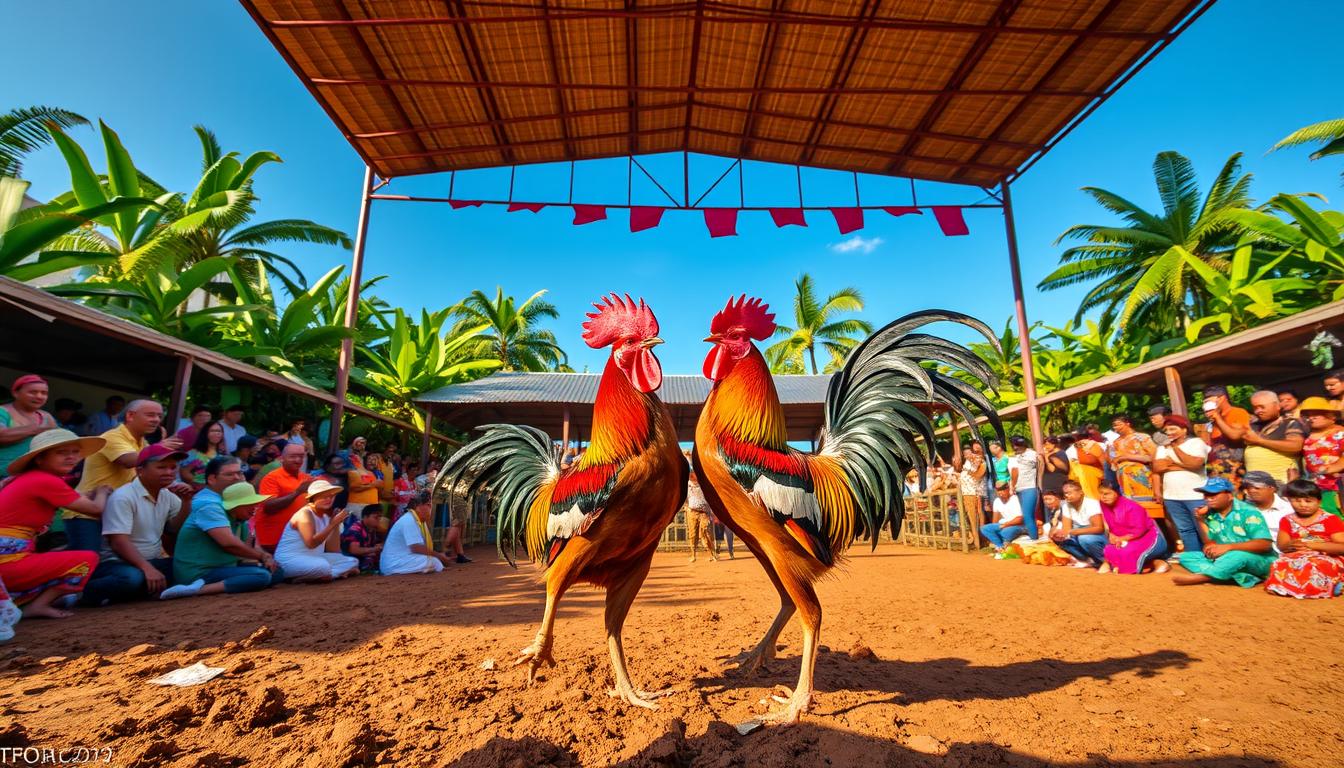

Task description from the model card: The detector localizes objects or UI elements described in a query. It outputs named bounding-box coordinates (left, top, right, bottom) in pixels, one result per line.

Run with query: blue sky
left=5, top=1, right=1339, bottom=376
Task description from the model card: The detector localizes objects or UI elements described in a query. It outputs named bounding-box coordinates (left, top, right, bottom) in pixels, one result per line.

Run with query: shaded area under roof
left=242, top=0, right=1213, bottom=187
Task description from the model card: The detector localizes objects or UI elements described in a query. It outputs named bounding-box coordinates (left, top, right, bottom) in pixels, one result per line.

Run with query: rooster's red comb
left=711, top=295, right=775, bottom=340
left=582, top=293, right=659, bottom=349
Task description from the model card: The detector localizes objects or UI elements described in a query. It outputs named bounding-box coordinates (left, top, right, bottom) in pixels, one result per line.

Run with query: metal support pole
left=1001, top=183, right=1043, bottom=449
left=420, top=406, right=433, bottom=468
left=330, top=165, right=376, bottom=453
left=169, top=355, right=194, bottom=431
left=561, top=406, right=572, bottom=455
left=1164, top=366, right=1188, bottom=418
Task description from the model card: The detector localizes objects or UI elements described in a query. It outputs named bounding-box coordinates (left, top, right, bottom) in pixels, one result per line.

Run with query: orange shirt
left=256, top=469, right=310, bottom=547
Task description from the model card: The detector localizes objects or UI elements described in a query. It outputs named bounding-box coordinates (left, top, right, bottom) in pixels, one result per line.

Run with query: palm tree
left=765, top=274, right=873, bottom=375
left=450, top=287, right=567, bottom=372
left=1038, top=151, right=1252, bottom=331
left=1272, top=117, right=1344, bottom=182
left=1, top=105, right=87, bottom=177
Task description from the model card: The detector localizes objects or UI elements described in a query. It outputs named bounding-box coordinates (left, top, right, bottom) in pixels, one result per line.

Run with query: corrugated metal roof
left=415, top=372, right=831, bottom=406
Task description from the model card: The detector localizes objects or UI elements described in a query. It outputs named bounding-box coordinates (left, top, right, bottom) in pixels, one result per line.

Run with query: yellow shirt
left=70, top=424, right=145, bottom=519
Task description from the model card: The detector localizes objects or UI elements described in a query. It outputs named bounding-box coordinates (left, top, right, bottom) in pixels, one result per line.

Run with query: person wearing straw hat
left=168, top=459, right=284, bottom=599
left=0, top=374, right=57, bottom=480
left=0, top=429, right=109, bottom=618
left=273, top=479, right=358, bottom=582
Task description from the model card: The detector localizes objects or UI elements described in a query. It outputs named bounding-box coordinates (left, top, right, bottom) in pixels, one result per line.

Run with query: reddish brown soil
left=1, top=544, right=1340, bottom=767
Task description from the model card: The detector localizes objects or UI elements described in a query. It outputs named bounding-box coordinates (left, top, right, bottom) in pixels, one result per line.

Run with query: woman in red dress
left=0, top=429, right=111, bottom=618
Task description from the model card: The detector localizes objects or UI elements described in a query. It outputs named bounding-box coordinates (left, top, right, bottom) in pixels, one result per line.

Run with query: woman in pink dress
left=1097, top=482, right=1169, bottom=575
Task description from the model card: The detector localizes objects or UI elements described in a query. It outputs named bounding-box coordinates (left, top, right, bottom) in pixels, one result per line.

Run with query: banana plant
left=0, top=175, right=154, bottom=281
left=1042, top=313, right=1185, bottom=376
left=1224, top=194, right=1344, bottom=302
left=1181, top=236, right=1315, bottom=343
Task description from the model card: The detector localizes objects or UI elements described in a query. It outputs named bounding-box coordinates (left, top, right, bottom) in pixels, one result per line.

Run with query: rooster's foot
left=726, top=646, right=776, bottom=676
left=741, top=688, right=812, bottom=729
left=513, top=642, right=555, bottom=685
left=607, top=685, right=668, bottom=710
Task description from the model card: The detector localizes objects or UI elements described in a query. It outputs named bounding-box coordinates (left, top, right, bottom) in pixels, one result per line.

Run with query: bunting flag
left=830, top=207, right=864, bottom=234
left=769, top=208, right=807, bottom=228
left=931, top=206, right=970, bottom=236
left=448, top=200, right=483, bottom=209
left=883, top=206, right=922, bottom=217
left=629, top=206, right=665, bottom=233
left=704, top=208, right=738, bottom=237
left=572, top=204, right=607, bottom=225
left=507, top=202, right=546, bottom=213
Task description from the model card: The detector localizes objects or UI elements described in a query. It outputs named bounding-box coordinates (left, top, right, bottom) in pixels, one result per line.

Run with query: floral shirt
left=1204, top=499, right=1273, bottom=545
left=340, top=520, right=379, bottom=571
left=1303, top=428, right=1344, bottom=492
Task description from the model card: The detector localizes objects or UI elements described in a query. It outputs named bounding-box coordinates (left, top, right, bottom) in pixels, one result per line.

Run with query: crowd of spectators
left=0, top=377, right=473, bottom=643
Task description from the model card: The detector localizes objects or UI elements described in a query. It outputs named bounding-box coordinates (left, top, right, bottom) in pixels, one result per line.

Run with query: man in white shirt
left=980, top=482, right=1026, bottom=558
left=1048, top=480, right=1107, bottom=568
left=1242, top=471, right=1294, bottom=551
left=82, top=444, right=193, bottom=605
left=220, top=404, right=249, bottom=453
left=381, top=491, right=453, bottom=575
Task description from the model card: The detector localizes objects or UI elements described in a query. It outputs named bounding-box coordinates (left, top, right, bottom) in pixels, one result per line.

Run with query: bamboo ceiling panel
left=242, top=0, right=1212, bottom=186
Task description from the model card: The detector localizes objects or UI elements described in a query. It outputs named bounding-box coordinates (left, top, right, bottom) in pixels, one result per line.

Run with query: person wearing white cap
left=380, top=490, right=453, bottom=575
left=273, top=479, right=359, bottom=582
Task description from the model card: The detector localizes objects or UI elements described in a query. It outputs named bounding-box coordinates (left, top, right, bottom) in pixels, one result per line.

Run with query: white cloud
left=829, top=235, right=884, bottom=254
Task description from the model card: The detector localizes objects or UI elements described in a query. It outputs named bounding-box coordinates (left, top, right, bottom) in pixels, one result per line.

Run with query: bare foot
left=1152, top=559, right=1170, bottom=574
left=23, top=605, right=73, bottom=619
left=1097, top=563, right=1113, bottom=575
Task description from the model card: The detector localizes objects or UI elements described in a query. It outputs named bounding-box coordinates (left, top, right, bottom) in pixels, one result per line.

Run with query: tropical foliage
left=450, top=287, right=568, bottom=372
left=765, top=274, right=873, bottom=375
left=1272, top=117, right=1344, bottom=181
left=0, top=105, right=87, bottom=177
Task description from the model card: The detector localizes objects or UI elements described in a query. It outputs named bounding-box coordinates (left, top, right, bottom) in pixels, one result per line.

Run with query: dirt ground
left=1, top=543, right=1340, bottom=768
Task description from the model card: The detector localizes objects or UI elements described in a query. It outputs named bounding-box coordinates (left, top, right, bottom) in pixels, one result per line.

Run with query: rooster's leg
left=514, top=575, right=570, bottom=685
left=745, top=580, right=820, bottom=728
left=603, top=557, right=665, bottom=710
left=729, top=554, right=793, bottom=674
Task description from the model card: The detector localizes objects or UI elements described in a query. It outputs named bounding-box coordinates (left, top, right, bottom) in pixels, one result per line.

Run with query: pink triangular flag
left=769, top=208, right=807, bottom=228
left=704, top=208, right=738, bottom=238
left=883, top=206, right=922, bottom=217
left=572, top=204, right=607, bottom=225
left=931, top=206, right=969, bottom=236
left=629, top=206, right=665, bottom=233
left=830, top=207, right=864, bottom=234
left=507, top=202, right=546, bottom=213
left=449, top=200, right=483, bottom=210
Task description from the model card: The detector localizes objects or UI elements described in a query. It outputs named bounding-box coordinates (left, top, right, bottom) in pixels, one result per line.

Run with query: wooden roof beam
left=540, top=0, right=575, bottom=159
left=800, top=0, right=879, bottom=167
left=445, top=0, right=515, bottom=165
left=735, top=0, right=785, bottom=158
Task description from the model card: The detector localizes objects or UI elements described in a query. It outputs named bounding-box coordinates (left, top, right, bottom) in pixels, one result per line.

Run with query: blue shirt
left=172, top=488, right=248, bottom=583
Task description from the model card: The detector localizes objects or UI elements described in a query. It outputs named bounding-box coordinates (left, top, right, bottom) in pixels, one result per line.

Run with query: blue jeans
left=980, top=523, right=1025, bottom=548
left=82, top=557, right=173, bottom=606
left=1016, top=488, right=1041, bottom=538
left=64, top=516, right=103, bottom=553
left=1164, top=499, right=1204, bottom=554
left=1057, top=534, right=1107, bottom=566
left=201, top=565, right=285, bottom=594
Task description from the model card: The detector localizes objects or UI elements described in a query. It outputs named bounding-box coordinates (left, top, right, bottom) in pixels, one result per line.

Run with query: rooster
left=436, top=294, right=686, bottom=709
left=694, top=295, right=1000, bottom=725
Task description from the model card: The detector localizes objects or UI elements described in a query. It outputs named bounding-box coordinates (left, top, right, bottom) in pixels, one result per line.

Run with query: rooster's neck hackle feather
left=707, top=347, right=788, bottom=449
left=582, top=355, right=656, bottom=467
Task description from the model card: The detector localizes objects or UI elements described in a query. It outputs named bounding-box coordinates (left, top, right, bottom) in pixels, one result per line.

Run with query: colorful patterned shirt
left=1303, top=428, right=1344, bottom=492
left=340, top=520, right=379, bottom=571
left=1203, top=499, right=1273, bottom=545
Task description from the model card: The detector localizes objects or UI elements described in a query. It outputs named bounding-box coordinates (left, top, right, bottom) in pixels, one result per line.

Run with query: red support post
left=330, top=166, right=376, bottom=453
left=1001, top=183, right=1043, bottom=449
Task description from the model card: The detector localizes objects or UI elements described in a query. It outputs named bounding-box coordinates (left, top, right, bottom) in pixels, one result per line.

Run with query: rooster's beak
left=703, top=334, right=722, bottom=343
left=641, top=337, right=665, bottom=349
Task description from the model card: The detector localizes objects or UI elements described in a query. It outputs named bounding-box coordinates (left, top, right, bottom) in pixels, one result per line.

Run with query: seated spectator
left=53, top=398, right=85, bottom=433
left=234, top=435, right=260, bottom=481
left=0, top=429, right=109, bottom=617
left=440, top=494, right=472, bottom=565
left=1172, top=477, right=1276, bottom=588
left=256, top=443, right=314, bottom=554
left=252, top=438, right=285, bottom=488
left=1278, top=389, right=1301, bottom=420
left=1223, top=390, right=1305, bottom=485
left=1202, top=385, right=1250, bottom=488
left=1147, top=405, right=1172, bottom=447
left=1242, top=471, right=1294, bottom=548
left=180, top=420, right=228, bottom=490
left=219, top=404, right=248, bottom=453
left=175, top=405, right=213, bottom=449
left=380, top=491, right=453, bottom=575
left=1299, top=397, right=1344, bottom=519
left=84, top=395, right=125, bottom=437
left=0, top=374, right=57, bottom=480
left=169, top=460, right=283, bottom=598
left=341, top=506, right=384, bottom=572
left=0, top=579, right=18, bottom=642
left=1097, top=481, right=1168, bottom=575
left=83, top=445, right=192, bottom=605
left=317, top=452, right=351, bottom=510
left=1068, top=426, right=1106, bottom=499
left=1048, top=480, right=1107, bottom=568
left=980, top=482, right=1025, bottom=558
left=274, top=479, right=357, bottom=582
left=1264, top=480, right=1344, bottom=599
left=1152, top=414, right=1209, bottom=556
left=1324, top=370, right=1343, bottom=413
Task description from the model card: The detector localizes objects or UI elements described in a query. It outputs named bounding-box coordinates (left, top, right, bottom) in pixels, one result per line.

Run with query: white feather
left=752, top=475, right=822, bottom=529
left=547, top=503, right=587, bottom=540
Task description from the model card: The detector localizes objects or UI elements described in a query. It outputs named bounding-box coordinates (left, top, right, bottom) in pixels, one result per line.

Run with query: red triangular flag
left=931, top=206, right=969, bottom=236
left=883, top=206, right=922, bottom=217
left=629, top=206, right=665, bottom=233
left=449, top=200, right=483, bottom=210
left=769, top=208, right=807, bottom=228
left=507, top=202, right=546, bottom=213
left=830, top=207, right=864, bottom=234
left=704, top=208, right=738, bottom=238
left=572, top=204, right=607, bottom=225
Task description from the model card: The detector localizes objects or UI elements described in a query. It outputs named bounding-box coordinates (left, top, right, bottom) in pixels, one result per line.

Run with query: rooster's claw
left=513, top=642, right=555, bottom=685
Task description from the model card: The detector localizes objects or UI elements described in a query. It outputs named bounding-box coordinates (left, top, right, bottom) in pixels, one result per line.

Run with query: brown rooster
left=694, top=295, right=1000, bottom=726
left=437, top=294, right=686, bottom=709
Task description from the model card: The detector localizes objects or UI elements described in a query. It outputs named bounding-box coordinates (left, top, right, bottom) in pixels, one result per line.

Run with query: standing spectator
left=341, top=506, right=384, bottom=572
left=954, top=440, right=988, bottom=541
left=251, top=439, right=285, bottom=488
left=1008, top=436, right=1040, bottom=539
left=1278, top=389, right=1301, bottom=420
left=345, top=452, right=380, bottom=523
left=175, top=405, right=213, bottom=448
left=0, top=375, right=57, bottom=480
left=1147, top=405, right=1173, bottom=447
left=0, top=429, right=108, bottom=618
left=980, top=482, right=1025, bottom=558
left=52, top=398, right=84, bottom=433
left=180, top=421, right=227, bottom=490
left=282, top=418, right=315, bottom=471
left=1324, top=370, right=1343, bottom=413
left=1264, top=480, right=1344, bottom=599
left=1097, top=481, right=1168, bottom=575
left=348, top=435, right=368, bottom=463
left=380, top=491, right=452, bottom=575
left=169, top=462, right=283, bottom=598
left=1049, top=480, right=1107, bottom=568
left=219, top=405, right=248, bottom=453
left=318, top=453, right=352, bottom=510
left=73, top=400, right=180, bottom=552
left=234, top=436, right=260, bottom=481
left=988, top=440, right=1011, bottom=486
left=82, top=445, right=192, bottom=605
left=1299, top=396, right=1344, bottom=519
left=1152, top=414, right=1210, bottom=555
left=1221, top=390, right=1305, bottom=485
left=85, top=395, right=125, bottom=437
left=1202, top=385, right=1250, bottom=488
left=393, top=462, right=417, bottom=520
left=685, top=453, right=717, bottom=562
left=1241, top=471, right=1295, bottom=548
left=273, top=479, right=357, bottom=582
left=1172, top=477, right=1275, bottom=588
left=1040, top=435, right=1071, bottom=500
left=1110, top=415, right=1173, bottom=548
left=1068, top=426, right=1106, bottom=499
left=256, top=443, right=313, bottom=554
left=366, top=453, right=395, bottom=511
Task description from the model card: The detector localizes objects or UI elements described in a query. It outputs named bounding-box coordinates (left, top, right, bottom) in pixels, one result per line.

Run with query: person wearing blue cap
left=1172, top=476, right=1277, bottom=588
